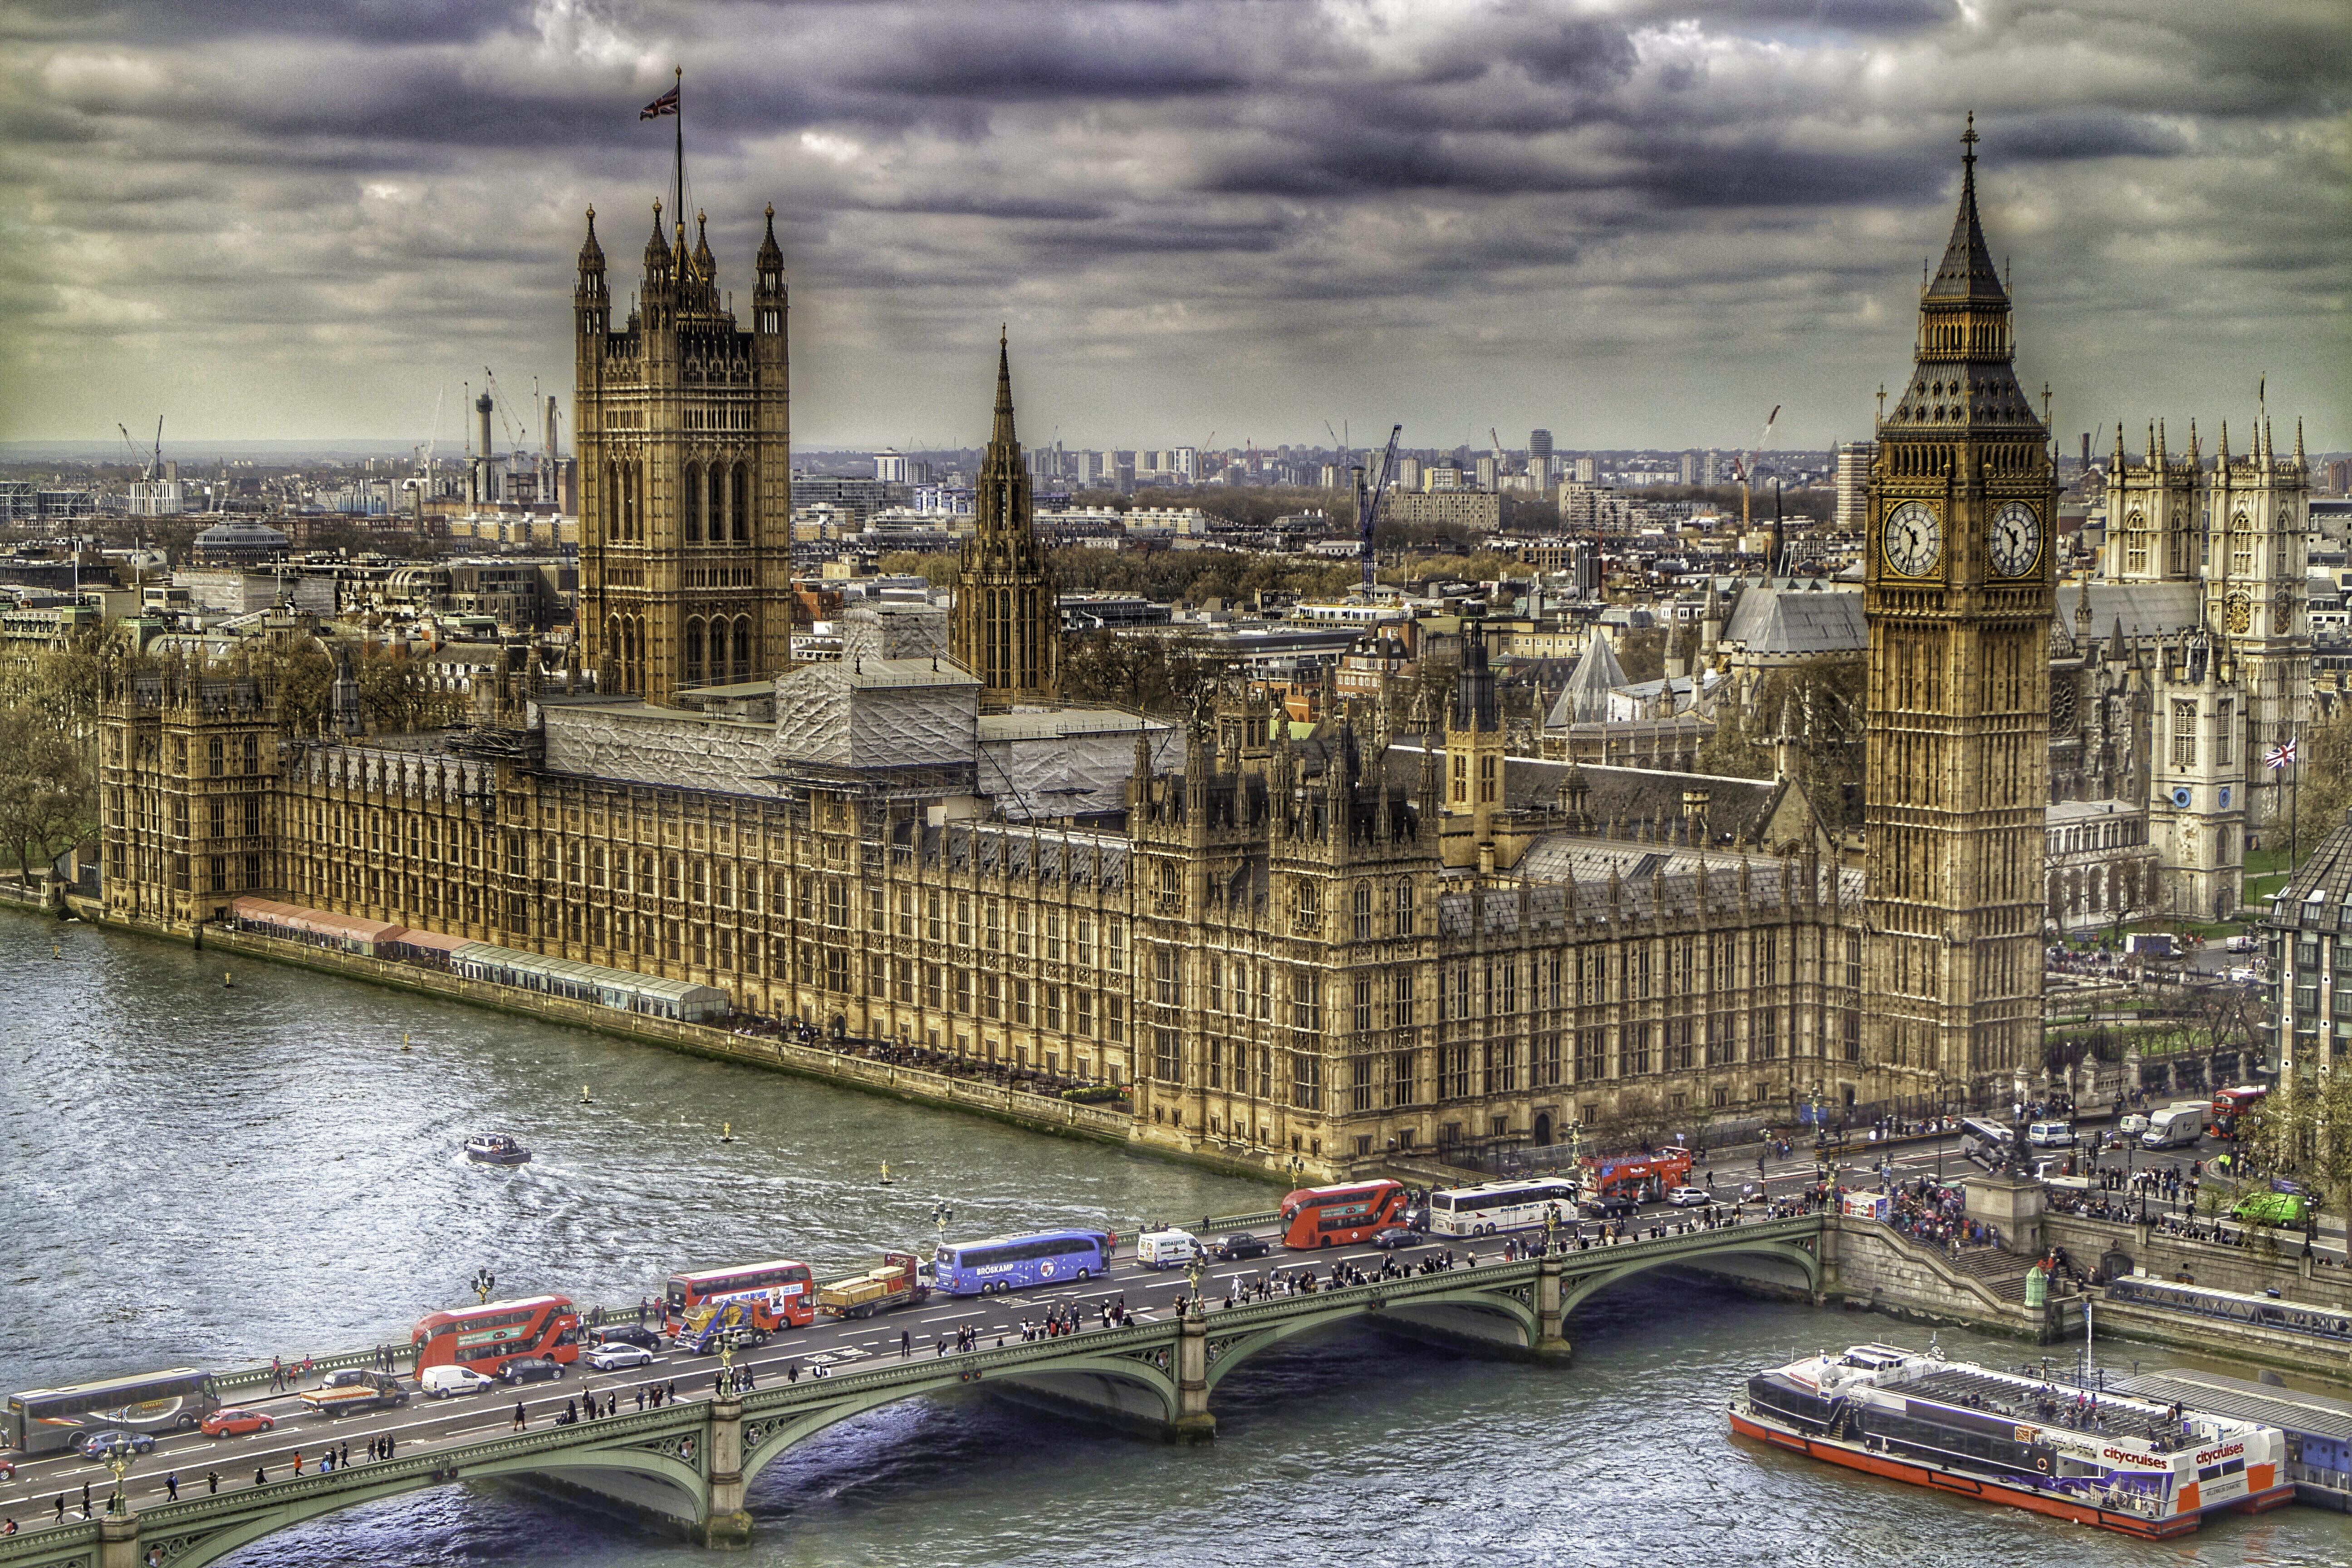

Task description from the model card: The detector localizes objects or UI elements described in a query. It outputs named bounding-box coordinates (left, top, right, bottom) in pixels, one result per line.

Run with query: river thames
left=5, top=910, right=2346, bottom=1567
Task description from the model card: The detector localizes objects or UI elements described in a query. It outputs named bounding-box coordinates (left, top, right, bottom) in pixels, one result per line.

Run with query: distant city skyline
left=2, top=2, right=2343, bottom=451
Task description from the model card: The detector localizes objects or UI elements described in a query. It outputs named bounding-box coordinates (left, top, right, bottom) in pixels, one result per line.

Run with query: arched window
left=684, top=617, right=705, bottom=686
left=731, top=463, right=749, bottom=542
left=709, top=463, right=726, bottom=544
left=734, top=616, right=752, bottom=680
left=683, top=463, right=701, bottom=543
left=708, top=619, right=726, bottom=685
left=605, top=614, right=622, bottom=686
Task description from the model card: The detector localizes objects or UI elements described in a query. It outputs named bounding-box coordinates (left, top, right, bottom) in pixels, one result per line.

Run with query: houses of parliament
left=94, top=131, right=2298, bottom=1177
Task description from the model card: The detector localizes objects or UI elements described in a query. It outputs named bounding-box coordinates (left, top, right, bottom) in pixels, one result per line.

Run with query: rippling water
left=6, top=911, right=2348, bottom=1566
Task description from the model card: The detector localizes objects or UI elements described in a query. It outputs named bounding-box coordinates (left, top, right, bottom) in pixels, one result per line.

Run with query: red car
left=199, top=1408, right=276, bottom=1438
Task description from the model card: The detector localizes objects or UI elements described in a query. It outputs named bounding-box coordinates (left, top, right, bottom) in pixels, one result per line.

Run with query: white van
left=419, top=1364, right=496, bottom=1399
left=1137, top=1229, right=1200, bottom=1269
left=2142, top=1107, right=2203, bottom=1150
left=2028, top=1120, right=2076, bottom=1149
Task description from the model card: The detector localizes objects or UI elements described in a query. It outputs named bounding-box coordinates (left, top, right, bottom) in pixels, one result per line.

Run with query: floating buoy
left=719, top=1122, right=735, bottom=1144
left=53, top=944, right=60, bottom=958
left=879, top=1161, right=894, bottom=1186
left=223, top=971, right=233, bottom=988
left=401, top=1033, right=412, bottom=1053
left=580, top=1085, right=593, bottom=1103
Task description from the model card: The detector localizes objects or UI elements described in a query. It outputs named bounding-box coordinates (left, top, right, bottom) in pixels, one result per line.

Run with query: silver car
left=585, top=1342, right=655, bottom=1372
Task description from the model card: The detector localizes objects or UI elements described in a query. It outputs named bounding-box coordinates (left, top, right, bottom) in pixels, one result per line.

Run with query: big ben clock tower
left=1863, top=116, right=2054, bottom=1102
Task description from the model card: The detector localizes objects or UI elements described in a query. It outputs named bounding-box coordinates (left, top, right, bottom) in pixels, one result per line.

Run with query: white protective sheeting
left=980, top=714, right=1185, bottom=821
left=542, top=702, right=786, bottom=796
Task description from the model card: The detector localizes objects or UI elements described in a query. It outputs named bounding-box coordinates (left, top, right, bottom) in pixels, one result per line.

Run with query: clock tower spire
left=1861, top=116, right=2055, bottom=1103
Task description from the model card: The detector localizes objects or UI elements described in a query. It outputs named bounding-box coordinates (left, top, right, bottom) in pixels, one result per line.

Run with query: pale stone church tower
left=1862, top=117, right=2055, bottom=1100
left=2146, top=632, right=2245, bottom=922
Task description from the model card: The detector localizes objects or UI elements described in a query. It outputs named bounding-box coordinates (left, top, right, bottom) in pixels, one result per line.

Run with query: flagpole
left=673, top=65, right=685, bottom=276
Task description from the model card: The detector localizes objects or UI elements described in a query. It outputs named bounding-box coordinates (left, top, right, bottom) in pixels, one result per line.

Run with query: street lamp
left=1183, top=1256, right=1209, bottom=1320
left=95, top=1434, right=137, bottom=1516
left=716, top=1323, right=745, bottom=1388
left=471, top=1268, right=497, bottom=1306
left=931, top=1200, right=955, bottom=1256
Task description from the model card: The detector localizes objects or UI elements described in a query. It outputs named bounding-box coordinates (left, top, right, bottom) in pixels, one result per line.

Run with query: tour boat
left=1730, top=1343, right=2293, bottom=1539
left=464, top=1133, right=531, bottom=1165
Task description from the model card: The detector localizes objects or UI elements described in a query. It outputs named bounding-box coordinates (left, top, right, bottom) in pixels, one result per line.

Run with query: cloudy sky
left=1, top=0, right=2344, bottom=456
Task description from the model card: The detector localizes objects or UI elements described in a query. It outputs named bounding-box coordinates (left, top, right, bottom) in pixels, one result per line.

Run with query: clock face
left=1989, top=501, right=2041, bottom=577
left=1883, top=501, right=1941, bottom=578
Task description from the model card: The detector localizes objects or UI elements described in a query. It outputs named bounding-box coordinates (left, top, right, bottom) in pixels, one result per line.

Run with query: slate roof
left=1545, top=633, right=1625, bottom=726
left=1718, top=580, right=1867, bottom=657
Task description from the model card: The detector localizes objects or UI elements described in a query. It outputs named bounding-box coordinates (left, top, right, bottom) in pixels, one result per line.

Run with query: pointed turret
left=752, top=203, right=787, bottom=339
left=2295, top=417, right=2307, bottom=468
left=691, top=210, right=717, bottom=307
left=574, top=206, right=609, bottom=338
left=644, top=200, right=671, bottom=277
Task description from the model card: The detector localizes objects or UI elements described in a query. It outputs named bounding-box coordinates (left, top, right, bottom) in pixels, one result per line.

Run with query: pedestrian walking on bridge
left=513, top=1401, right=527, bottom=1431
left=166, top=1473, right=177, bottom=1502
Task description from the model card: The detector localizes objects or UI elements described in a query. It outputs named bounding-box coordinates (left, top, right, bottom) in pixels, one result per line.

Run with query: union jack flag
left=2265, top=738, right=2298, bottom=769
left=640, top=86, right=679, bottom=120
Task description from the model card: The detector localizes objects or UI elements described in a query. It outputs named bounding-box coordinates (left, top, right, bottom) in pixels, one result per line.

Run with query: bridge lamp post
left=1182, top=1256, right=1209, bottom=1320
left=471, top=1268, right=496, bottom=1306
left=95, top=1434, right=137, bottom=1517
left=931, top=1200, right=954, bottom=1256
left=716, top=1324, right=745, bottom=1387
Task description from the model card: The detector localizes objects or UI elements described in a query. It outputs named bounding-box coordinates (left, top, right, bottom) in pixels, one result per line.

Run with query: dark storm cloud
left=0, top=0, right=2342, bottom=448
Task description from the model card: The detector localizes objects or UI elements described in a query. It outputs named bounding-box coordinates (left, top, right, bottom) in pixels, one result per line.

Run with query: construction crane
left=1734, top=403, right=1781, bottom=532
left=1489, top=426, right=1507, bottom=486
left=1357, top=423, right=1404, bottom=593
left=117, top=416, right=162, bottom=481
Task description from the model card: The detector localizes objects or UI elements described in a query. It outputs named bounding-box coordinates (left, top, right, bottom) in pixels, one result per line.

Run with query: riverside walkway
left=0, top=1216, right=1827, bottom=1564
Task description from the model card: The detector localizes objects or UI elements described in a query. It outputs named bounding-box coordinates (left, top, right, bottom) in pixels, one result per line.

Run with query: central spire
left=991, top=324, right=1017, bottom=449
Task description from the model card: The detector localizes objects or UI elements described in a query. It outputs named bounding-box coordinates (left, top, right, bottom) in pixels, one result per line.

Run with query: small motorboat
left=465, top=1133, right=531, bottom=1165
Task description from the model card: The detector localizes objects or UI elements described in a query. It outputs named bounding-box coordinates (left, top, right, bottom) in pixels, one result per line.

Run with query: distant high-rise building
left=1834, top=441, right=1876, bottom=530
left=1427, top=463, right=1463, bottom=492
left=1529, top=429, right=1553, bottom=472
left=1173, top=446, right=1197, bottom=483
left=1318, top=463, right=1343, bottom=490
left=875, top=449, right=910, bottom=483
left=1573, top=456, right=1597, bottom=484
left=1679, top=451, right=1697, bottom=486
left=1474, top=455, right=1498, bottom=491
left=1395, top=456, right=1424, bottom=491
left=1703, top=450, right=1723, bottom=486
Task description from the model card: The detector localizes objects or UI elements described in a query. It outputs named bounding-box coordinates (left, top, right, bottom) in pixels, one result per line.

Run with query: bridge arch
left=151, top=1442, right=709, bottom=1568
left=1205, top=1284, right=1541, bottom=1391
left=739, top=1353, right=1181, bottom=1489
left=1558, top=1237, right=1819, bottom=1319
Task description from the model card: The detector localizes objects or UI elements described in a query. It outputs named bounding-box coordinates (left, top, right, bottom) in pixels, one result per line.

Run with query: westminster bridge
left=0, top=1216, right=1830, bottom=1565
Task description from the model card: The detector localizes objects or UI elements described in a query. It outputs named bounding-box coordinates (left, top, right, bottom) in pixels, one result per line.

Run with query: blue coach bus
left=934, top=1229, right=1117, bottom=1295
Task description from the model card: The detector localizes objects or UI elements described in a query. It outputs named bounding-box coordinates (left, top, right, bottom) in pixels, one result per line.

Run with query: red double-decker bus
left=1278, top=1180, right=1407, bottom=1249
left=664, top=1260, right=815, bottom=1338
left=411, top=1295, right=581, bottom=1374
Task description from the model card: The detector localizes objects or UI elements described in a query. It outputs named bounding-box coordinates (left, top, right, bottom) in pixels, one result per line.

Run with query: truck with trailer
left=816, top=1252, right=931, bottom=1319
